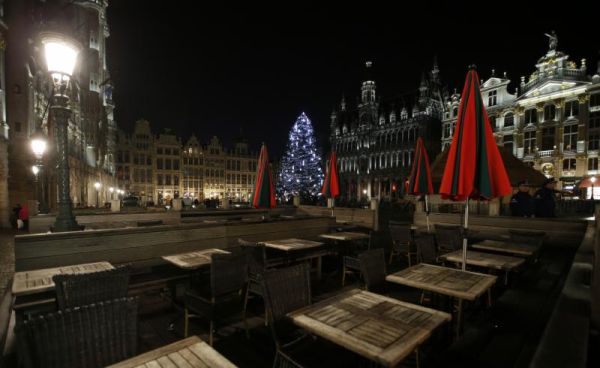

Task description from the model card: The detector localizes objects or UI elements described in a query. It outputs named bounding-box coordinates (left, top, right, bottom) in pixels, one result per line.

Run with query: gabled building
left=330, top=61, right=442, bottom=201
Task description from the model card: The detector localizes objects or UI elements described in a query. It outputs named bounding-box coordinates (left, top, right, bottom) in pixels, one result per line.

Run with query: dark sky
left=106, top=1, right=600, bottom=157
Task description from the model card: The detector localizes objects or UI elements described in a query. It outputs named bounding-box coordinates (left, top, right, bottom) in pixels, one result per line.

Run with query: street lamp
left=591, top=176, right=597, bottom=200
left=94, top=182, right=101, bottom=208
left=42, top=32, right=82, bottom=231
left=30, top=128, right=48, bottom=213
left=109, top=187, right=114, bottom=200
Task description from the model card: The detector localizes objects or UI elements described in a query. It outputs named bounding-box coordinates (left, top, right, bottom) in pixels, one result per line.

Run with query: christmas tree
left=277, top=112, right=324, bottom=201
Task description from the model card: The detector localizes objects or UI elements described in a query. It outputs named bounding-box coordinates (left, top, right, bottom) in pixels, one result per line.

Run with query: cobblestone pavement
left=0, top=230, right=15, bottom=297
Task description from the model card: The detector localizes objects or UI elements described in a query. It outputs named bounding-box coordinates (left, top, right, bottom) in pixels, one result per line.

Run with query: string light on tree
left=277, top=112, right=324, bottom=201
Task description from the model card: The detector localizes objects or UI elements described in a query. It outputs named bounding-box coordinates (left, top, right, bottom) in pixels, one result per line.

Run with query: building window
left=443, top=124, right=451, bottom=139
left=563, top=124, right=578, bottom=151
left=503, top=134, right=513, bottom=152
left=166, top=160, right=172, bottom=170
left=157, top=174, right=163, bottom=185
left=147, top=157, right=152, bottom=165
left=588, top=158, right=598, bottom=171
left=174, top=175, right=179, bottom=186
left=453, top=107, right=458, bottom=117
left=525, top=109, right=537, bottom=125
left=591, top=94, right=600, bottom=108
left=565, top=100, right=579, bottom=118
left=590, top=112, right=600, bottom=129
left=173, top=149, right=179, bottom=156
left=165, top=175, right=171, bottom=185
left=524, top=130, right=536, bottom=154
left=156, top=159, right=163, bottom=170
left=489, top=116, right=496, bottom=129
left=589, top=133, right=600, bottom=150
left=147, top=169, right=152, bottom=182
left=488, top=90, right=497, bottom=106
left=504, top=113, right=514, bottom=127
left=541, top=127, right=555, bottom=150
left=563, top=158, right=576, bottom=171
left=157, top=147, right=163, bottom=154
left=544, top=105, right=556, bottom=121
left=173, top=160, right=180, bottom=170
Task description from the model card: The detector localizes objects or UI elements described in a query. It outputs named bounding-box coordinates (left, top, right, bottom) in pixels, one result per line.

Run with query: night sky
left=106, top=1, right=600, bottom=157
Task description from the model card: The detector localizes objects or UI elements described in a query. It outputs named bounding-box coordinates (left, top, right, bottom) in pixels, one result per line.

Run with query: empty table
left=288, top=288, right=451, bottom=367
left=471, top=239, right=538, bottom=257
left=439, top=249, right=525, bottom=284
left=163, top=249, right=231, bottom=270
left=261, top=238, right=327, bottom=279
left=12, top=261, right=114, bottom=296
left=107, top=335, right=237, bottom=368
left=319, top=232, right=370, bottom=241
left=386, top=263, right=496, bottom=337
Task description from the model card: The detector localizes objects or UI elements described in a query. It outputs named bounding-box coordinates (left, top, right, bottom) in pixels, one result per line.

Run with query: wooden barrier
left=14, top=216, right=335, bottom=271
left=297, top=205, right=377, bottom=230
left=414, top=212, right=587, bottom=246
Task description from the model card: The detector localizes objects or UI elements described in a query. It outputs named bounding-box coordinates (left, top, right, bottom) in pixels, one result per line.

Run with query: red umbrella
left=439, top=67, right=512, bottom=270
left=321, top=151, right=340, bottom=215
left=251, top=143, right=276, bottom=209
left=407, top=137, right=434, bottom=231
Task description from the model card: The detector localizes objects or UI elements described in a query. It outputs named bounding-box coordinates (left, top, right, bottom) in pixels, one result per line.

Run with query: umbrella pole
left=462, top=198, right=469, bottom=271
left=425, top=195, right=430, bottom=233
left=331, top=198, right=335, bottom=217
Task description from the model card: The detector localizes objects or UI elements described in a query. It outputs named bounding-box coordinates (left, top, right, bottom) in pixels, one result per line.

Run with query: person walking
left=510, top=180, right=534, bottom=217
left=18, top=204, right=29, bottom=231
left=534, top=178, right=562, bottom=218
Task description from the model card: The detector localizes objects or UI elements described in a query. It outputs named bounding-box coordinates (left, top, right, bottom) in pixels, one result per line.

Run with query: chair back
left=508, top=229, right=545, bottom=247
left=358, top=248, right=386, bottom=291
left=211, top=252, right=249, bottom=297
left=15, top=297, right=138, bottom=368
left=239, top=238, right=267, bottom=274
left=263, top=263, right=311, bottom=324
left=389, top=224, right=412, bottom=254
left=416, top=234, right=437, bottom=264
left=434, top=224, right=463, bottom=251
left=273, top=350, right=304, bottom=368
left=53, top=266, right=130, bottom=310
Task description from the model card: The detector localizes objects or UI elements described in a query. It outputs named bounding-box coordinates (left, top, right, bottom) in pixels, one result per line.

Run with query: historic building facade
left=329, top=61, right=442, bottom=201
left=442, top=33, right=600, bottom=193
left=116, top=120, right=258, bottom=205
left=5, top=0, right=117, bottom=214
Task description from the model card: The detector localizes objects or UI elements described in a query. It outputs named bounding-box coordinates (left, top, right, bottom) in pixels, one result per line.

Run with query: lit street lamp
left=42, top=32, right=82, bottom=231
left=591, top=176, right=596, bottom=200
left=30, top=128, right=48, bottom=213
left=109, top=186, right=114, bottom=200
left=94, top=182, right=101, bottom=208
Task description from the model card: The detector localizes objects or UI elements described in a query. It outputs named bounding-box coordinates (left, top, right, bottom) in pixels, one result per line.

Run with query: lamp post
left=30, top=128, right=48, bottom=213
left=591, top=176, right=597, bottom=200
left=94, top=182, right=101, bottom=208
left=109, top=187, right=114, bottom=200
left=42, top=32, right=82, bottom=231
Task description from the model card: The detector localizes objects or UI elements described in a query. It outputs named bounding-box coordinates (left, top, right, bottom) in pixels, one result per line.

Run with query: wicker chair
left=358, top=248, right=387, bottom=293
left=272, top=350, right=305, bottom=368
left=53, top=266, right=131, bottom=310
left=239, top=238, right=270, bottom=335
left=15, top=297, right=138, bottom=368
left=416, top=234, right=438, bottom=265
left=341, top=231, right=373, bottom=286
left=262, top=263, right=311, bottom=350
left=184, top=252, right=248, bottom=345
left=389, top=223, right=416, bottom=265
left=434, top=224, right=463, bottom=254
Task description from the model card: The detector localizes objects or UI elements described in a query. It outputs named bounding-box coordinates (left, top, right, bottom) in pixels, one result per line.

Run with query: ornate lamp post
left=42, top=33, right=82, bottom=231
left=30, top=128, right=48, bottom=213
left=94, top=182, right=101, bottom=208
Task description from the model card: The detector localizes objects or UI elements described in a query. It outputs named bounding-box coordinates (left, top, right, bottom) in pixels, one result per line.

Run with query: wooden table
left=12, top=261, right=114, bottom=296
left=261, top=238, right=326, bottom=280
left=288, top=289, right=451, bottom=367
left=471, top=239, right=537, bottom=257
left=107, top=336, right=237, bottom=368
left=439, top=250, right=525, bottom=284
left=319, top=231, right=370, bottom=241
left=386, top=264, right=496, bottom=337
left=162, top=249, right=231, bottom=270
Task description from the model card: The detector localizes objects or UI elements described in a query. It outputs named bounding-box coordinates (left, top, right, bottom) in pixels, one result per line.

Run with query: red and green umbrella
left=407, top=137, right=433, bottom=231
left=321, top=151, right=340, bottom=215
left=251, top=143, right=276, bottom=209
left=439, top=67, right=511, bottom=270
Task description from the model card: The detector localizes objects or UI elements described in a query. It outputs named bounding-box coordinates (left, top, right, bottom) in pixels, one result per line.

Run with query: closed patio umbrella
left=439, top=66, right=511, bottom=270
left=321, top=151, right=340, bottom=216
left=407, top=137, right=434, bottom=232
left=251, top=143, right=276, bottom=209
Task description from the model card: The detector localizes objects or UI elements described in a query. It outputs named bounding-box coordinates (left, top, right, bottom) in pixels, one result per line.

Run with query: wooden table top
left=261, top=238, right=324, bottom=251
left=12, top=261, right=114, bottom=296
left=107, top=336, right=237, bottom=368
left=289, top=289, right=451, bottom=367
left=319, top=231, right=370, bottom=241
left=386, top=264, right=497, bottom=301
left=471, top=239, right=537, bottom=256
left=162, top=249, right=231, bottom=270
left=439, top=250, right=525, bottom=271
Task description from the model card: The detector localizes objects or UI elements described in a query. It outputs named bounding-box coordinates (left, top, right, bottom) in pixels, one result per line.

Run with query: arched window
left=504, top=113, right=514, bottom=127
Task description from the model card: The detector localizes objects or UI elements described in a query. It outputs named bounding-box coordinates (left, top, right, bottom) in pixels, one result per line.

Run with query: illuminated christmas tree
left=277, top=112, right=324, bottom=201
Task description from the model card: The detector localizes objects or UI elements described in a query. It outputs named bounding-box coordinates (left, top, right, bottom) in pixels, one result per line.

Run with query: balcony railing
left=537, top=149, right=554, bottom=158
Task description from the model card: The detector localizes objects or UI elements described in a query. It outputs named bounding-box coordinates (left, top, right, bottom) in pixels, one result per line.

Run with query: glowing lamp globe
left=41, top=33, right=81, bottom=79
left=94, top=182, right=101, bottom=190
left=30, top=132, right=47, bottom=159
left=591, top=177, right=597, bottom=184
left=31, top=165, right=40, bottom=176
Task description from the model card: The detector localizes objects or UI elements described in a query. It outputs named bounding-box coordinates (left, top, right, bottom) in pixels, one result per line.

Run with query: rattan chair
left=239, top=238, right=270, bottom=335
left=262, top=263, right=312, bottom=350
left=434, top=224, right=463, bottom=254
left=389, top=223, right=416, bottom=265
left=416, top=234, right=438, bottom=265
left=184, top=252, right=248, bottom=345
left=358, top=248, right=387, bottom=293
left=341, top=231, right=373, bottom=286
left=15, top=297, right=138, bottom=368
left=53, top=265, right=131, bottom=310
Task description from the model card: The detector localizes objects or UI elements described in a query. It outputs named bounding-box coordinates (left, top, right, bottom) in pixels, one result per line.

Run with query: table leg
left=455, top=298, right=463, bottom=339
left=316, top=256, right=322, bottom=281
